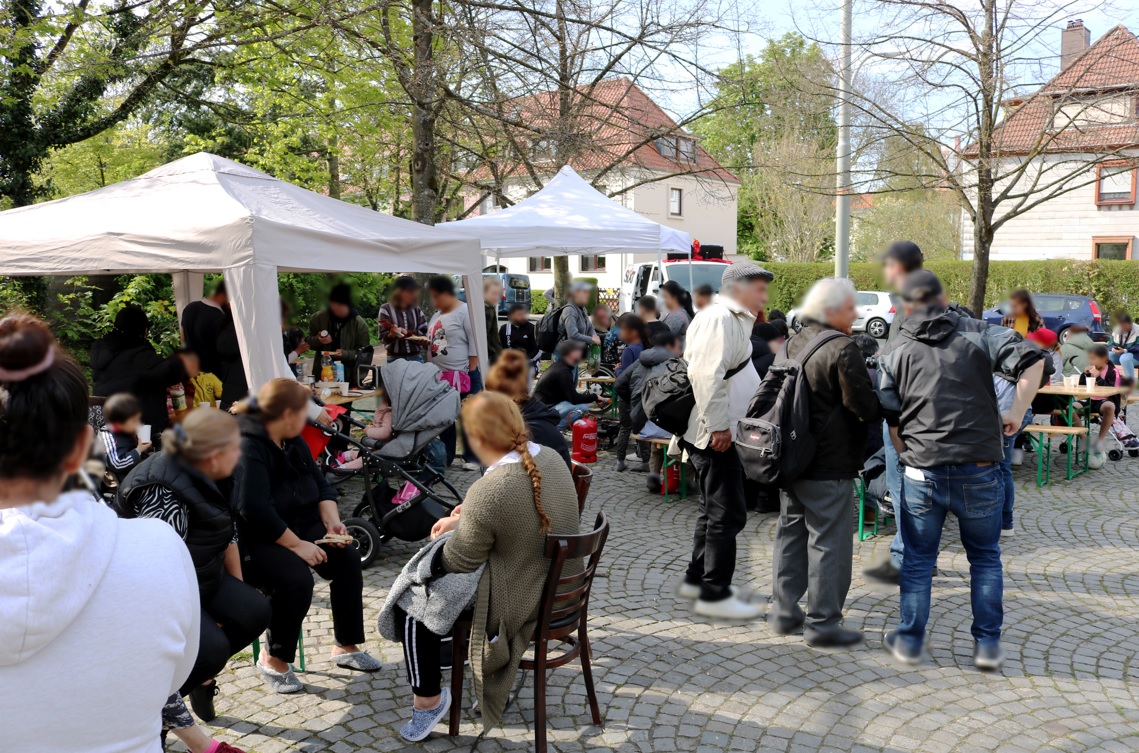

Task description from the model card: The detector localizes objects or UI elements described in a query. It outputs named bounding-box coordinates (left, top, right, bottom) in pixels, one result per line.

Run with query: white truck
left=619, top=259, right=733, bottom=312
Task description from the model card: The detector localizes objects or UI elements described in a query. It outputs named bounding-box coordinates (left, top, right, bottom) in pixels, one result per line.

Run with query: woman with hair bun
left=232, top=378, right=377, bottom=694
left=391, top=391, right=580, bottom=741
left=0, top=314, right=200, bottom=753
left=120, top=408, right=270, bottom=749
left=485, top=349, right=571, bottom=467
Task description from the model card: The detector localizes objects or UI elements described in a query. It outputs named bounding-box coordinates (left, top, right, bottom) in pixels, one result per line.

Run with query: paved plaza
left=200, top=438, right=1139, bottom=753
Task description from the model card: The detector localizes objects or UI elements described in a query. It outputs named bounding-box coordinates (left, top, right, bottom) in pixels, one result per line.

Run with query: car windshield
left=663, top=263, right=726, bottom=292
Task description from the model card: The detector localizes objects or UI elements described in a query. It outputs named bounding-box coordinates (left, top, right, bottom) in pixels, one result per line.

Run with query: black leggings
left=242, top=519, right=366, bottom=663
left=394, top=605, right=454, bottom=697
left=181, top=573, right=271, bottom=694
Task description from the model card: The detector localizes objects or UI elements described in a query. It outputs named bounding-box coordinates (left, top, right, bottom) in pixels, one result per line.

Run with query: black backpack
left=735, top=330, right=844, bottom=487
left=536, top=304, right=568, bottom=355
left=641, top=358, right=751, bottom=437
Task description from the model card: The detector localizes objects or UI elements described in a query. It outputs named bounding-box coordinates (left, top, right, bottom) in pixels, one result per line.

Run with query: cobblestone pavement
left=198, top=434, right=1139, bottom=753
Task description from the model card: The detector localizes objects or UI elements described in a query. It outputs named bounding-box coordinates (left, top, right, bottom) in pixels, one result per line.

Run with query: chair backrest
left=570, top=462, right=593, bottom=515
left=534, top=511, right=609, bottom=643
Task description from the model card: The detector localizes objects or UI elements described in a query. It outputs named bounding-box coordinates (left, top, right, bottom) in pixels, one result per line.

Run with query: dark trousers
left=682, top=440, right=748, bottom=601
left=614, top=402, right=647, bottom=462
left=242, top=519, right=366, bottom=663
left=771, top=478, right=854, bottom=636
left=181, top=573, right=271, bottom=694
left=394, top=605, right=454, bottom=697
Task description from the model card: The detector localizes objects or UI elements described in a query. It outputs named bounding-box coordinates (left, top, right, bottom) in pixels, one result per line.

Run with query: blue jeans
left=387, top=354, right=425, bottom=364
left=554, top=401, right=591, bottom=431
left=999, top=412, right=1032, bottom=530
left=883, top=423, right=905, bottom=568
left=896, top=463, right=1004, bottom=650
left=1109, top=351, right=1136, bottom=379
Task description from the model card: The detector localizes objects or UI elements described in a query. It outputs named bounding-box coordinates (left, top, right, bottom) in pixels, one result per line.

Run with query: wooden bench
left=633, top=435, right=686, bottom=504
left=1023, top=424, right=1089, bottom=486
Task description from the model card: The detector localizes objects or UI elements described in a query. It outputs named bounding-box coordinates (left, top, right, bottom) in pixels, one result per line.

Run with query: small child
left=335, top=387, right=393, bottom=470
left=98, top=393, right=151, bottom=481
left=1077, top=344, right=1129, bottom=455
left=636, top=295, right=659, bottom=323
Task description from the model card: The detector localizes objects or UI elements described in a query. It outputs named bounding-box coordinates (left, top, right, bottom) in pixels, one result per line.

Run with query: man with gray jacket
left=877, top=271, right=1044, bottom=670
left=677, top=262, right=771, bottom=620
left=558, top=281, right=600, bottom=349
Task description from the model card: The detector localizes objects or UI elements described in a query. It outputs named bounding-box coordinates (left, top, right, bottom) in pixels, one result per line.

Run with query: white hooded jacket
left=0, top=491, right=199, bottom=753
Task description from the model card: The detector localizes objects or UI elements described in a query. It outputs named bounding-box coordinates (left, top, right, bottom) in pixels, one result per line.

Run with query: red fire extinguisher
left=571, top=414, right=598, bottom=464
left=661, top=462, right=681, bottom=495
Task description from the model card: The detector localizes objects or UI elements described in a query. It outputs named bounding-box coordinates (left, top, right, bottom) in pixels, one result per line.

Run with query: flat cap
left=901, top=270, right=943, bottom=304
left=722, top=262, right=774, bottom=285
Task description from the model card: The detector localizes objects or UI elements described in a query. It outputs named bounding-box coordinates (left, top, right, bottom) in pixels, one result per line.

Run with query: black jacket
left=520, top=398, right=572, bottom=468
left=91, top=333, right=188, bottom=434
left=216, top=315, right=248, bottom=409
left=485, top=303, right=503, bottom=364
left=181, top=300, right=227, bottom=375
left=95, top=427, right=143, bottom=481
left=750, top=336, right=776, bottom=381
left=233, top=414, right=338, bottom=545
left=120, top=452, right=236, bottom=600
left=878, top=308, right=1043, bottom=467
left=533, top=359, right=594, bottom=407
left=500, top=320, right=539, bottom=360
left=784, top=322, right=881, bottom=480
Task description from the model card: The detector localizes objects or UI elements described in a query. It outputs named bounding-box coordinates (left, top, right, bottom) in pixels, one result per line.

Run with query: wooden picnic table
left=1035, top=383, right=1131, bottom=476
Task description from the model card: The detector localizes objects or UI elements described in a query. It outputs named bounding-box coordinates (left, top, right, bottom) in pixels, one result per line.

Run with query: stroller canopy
left=379, top=360, right=460, bottom=459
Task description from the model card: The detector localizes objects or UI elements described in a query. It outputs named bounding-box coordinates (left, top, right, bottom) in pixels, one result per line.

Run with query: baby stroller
left=313, top=359, right=463, bottom=567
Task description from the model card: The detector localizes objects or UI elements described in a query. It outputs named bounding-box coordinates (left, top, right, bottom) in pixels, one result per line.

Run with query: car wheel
left=867, top=318, right=888, bottom=339
left=1057, top=327, right=1071, bottom=345
left=343, top=516, right=382, bottom=568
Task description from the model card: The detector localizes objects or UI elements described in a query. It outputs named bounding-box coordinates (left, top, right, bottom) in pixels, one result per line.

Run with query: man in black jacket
left=770, top=278, right=880, bottom=648
left=181, top=280, right=228, bottom=375
left=499, top=304, right=539, bottom=363
left=877, top=271, right=1043, bottom=670
left=533, top=341, right=601, bottom=429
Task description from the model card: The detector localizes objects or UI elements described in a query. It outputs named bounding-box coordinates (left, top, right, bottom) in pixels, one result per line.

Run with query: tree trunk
left=969, top=222, right=992, bottom=316
left=328, top=136, right=341, bottom=200
left=553, top=257, right=570, bottom=305
left=409, top=0, right=438, bottom=227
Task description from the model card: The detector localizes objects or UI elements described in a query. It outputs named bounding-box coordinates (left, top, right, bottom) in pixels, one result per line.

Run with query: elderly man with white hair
left=676, top=262, right=772, bottom=620
left=769, top=277, right=881, bottom=647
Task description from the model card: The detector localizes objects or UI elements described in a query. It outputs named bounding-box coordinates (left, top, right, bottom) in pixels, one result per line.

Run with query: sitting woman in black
left=232, top=378, right=378, bottom=694
left=120, top=407, right=270, bottom=750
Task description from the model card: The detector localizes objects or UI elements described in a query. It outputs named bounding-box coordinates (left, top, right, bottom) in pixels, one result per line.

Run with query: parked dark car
left=983, top=294, right=1109, bottom=343
left=455, top=271, right=532, bottom=317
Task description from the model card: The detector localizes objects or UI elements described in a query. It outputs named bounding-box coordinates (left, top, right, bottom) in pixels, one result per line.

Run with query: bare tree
left=803, top=0, right=1139, bottom=312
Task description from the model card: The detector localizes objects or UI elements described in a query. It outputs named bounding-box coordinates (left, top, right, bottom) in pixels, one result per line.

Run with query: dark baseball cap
left=901, top=270, right=943, bottom=304
left=879, top=240, right=924, bottom=271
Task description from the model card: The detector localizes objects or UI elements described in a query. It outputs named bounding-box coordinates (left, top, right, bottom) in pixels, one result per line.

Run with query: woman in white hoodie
left=0, top=314, right=201, bottom=753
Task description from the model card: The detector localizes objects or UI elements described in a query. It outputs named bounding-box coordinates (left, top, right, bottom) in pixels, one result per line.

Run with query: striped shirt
left=378, top=302, right=429, bottom=356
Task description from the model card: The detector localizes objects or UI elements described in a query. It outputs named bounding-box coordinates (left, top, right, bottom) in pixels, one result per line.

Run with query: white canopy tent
left=0, top=152, right=487, bottom=390
left=436, top=165, right=692, bottom=287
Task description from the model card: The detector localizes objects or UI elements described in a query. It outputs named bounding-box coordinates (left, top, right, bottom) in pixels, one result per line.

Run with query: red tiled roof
left=465, top=78, right=739, bottom=185
left=966, top=25, right=1139, bottom=157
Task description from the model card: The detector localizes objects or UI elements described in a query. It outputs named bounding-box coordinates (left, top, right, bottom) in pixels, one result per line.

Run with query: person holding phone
left=232, top=378, right=379, bottom=694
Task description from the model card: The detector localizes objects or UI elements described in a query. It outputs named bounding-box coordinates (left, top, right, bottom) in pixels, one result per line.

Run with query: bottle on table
left=321, top=352, right=334, bottom=382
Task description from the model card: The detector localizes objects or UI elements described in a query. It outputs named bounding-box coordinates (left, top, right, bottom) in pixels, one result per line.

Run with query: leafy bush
left=764, top=260, right=1139, bottom=321
left=531, top=291, right=549, bottom=315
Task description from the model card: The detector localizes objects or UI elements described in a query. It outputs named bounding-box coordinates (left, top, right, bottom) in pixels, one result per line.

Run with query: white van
left=620, top=259, right=733, bottom=312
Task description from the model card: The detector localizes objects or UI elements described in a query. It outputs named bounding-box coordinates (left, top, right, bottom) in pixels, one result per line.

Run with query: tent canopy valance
left=436, top=165, right=691, bottom=257
left=0, top=152, right=486, bottom=389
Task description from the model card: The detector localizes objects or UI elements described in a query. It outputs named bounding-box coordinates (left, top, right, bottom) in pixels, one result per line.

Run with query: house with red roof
left=460, top=78, right=740, bottom=290
left=961, top=22, right=1139, bottom=261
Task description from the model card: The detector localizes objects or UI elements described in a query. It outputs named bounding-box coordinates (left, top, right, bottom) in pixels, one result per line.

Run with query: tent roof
left=435, top=165, right=691, bottom=256
left=0, top=152, right=478, bottom=277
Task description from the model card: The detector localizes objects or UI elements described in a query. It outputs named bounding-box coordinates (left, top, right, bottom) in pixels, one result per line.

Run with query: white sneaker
left=461, top=462, right=481, bottom=472
left=1010, top=448, right=1025, bottom=466
left=1001, top=527, right=1015, bottom=537
left=693, top=596, right=762, bottom=620
left=677, top=582, right=740, bottom=600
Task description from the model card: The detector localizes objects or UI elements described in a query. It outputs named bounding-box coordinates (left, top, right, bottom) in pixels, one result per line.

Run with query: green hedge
left=764, top=260, right=1139, bottom=320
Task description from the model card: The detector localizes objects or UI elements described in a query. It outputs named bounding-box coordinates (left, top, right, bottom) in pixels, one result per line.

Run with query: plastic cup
left=137, top=425, right=152, bottom=444
left=338, top=383, right=349, bottom=396
left=199, top=402, right=211, bottom=409
left=1085, top=381, right=1096, bottom=394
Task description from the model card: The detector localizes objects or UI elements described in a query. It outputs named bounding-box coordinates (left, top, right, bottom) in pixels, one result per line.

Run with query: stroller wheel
left=1108, top=449, right=1124, bottom=462
left=1058, top=441, right=1068, bottom=454
left=344, top=517, right=382, bottom=569
left=1130, top=449, right=1139, bottom=458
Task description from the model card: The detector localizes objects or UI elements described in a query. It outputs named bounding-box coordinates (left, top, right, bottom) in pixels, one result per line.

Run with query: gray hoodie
left=877, top=308, right=1043, bottom=468
left=558, top=304, right=596, bottom=346
left=617, top=344, right=681, bottom=430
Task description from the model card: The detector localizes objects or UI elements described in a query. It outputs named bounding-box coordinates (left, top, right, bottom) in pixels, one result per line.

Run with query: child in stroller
left=314, top=359, right=462, bottom=567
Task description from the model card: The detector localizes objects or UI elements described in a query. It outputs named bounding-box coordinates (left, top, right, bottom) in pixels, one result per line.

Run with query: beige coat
left=441, top=447, right=581, bottom=728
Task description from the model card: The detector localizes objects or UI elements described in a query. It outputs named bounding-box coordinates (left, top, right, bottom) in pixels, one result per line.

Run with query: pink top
left=365, top=405, right=393, bottom=441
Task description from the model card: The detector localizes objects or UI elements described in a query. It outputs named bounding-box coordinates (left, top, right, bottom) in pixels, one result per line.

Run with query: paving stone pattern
left=198, top=433, right=1139, bottom=753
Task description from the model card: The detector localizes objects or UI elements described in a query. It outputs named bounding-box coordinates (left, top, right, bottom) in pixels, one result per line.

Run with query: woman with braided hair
left=392, top=391, right=581, bottom=742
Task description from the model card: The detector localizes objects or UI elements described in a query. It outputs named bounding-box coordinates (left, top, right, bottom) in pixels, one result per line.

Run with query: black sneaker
left=883, top=630, right=922, bottom=665
left=973, top=641, right=1006, bottom=671
left=188, top=681, right=219, bottom=722
left=805, top=626, right=863, bottom=648
left=864, top=560, right=901, bottom=585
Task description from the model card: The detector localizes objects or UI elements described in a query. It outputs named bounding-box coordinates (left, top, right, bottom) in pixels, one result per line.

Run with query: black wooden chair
left=570, top=461, right=593, bottom=515
left=449, top=511, right=610, bottom=751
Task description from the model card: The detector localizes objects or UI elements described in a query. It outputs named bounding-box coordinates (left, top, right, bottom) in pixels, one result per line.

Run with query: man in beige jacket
left=676, top=262, right=772, bottom=619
